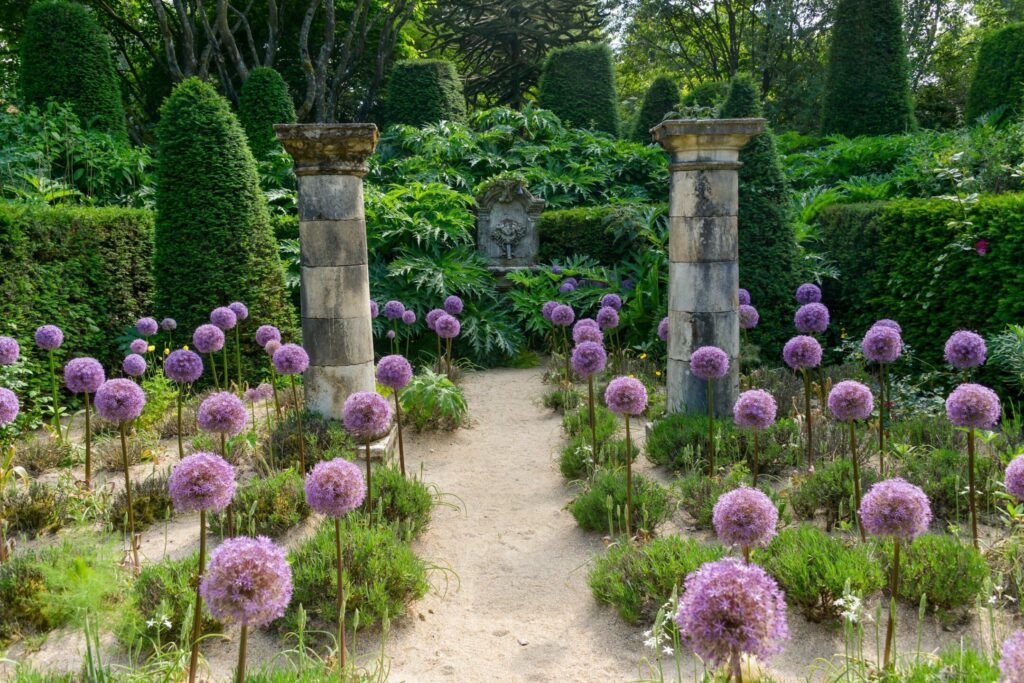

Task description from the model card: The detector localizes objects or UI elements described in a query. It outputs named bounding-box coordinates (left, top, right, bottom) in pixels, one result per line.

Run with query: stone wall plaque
left=476, top=179, right=544, bottom=268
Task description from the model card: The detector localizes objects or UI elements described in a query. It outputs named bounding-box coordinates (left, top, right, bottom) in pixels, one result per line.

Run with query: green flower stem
left=48, top=350, right=62, bottom=441
left=849, top=421, right=865, bottom=542
left=752, top=430, right=760, bottom=487
left=802, top=369, right=813, bottom=468
left=968, top=429, right=979, bottom=550
left=394, top=389, right=406, bottom=477
left=234, top=327, right=242, bottom=393
left=176, top=386, right=185, bottom=461
left=234, top=624, right=248, bottom=683
left=587, top=375, right=597, bottom=473
left=84, top=392, right=93, bottom=490
left=706, top=378, right=715, bottom=476
left=209, top=353, right=221, bottom=391
left=291, top=377, right=305, bottom=474
left=335, top=517, right=347, bottom=672
left=365, top=441, right=374, bottom=517
left=883, top=538, right=900, bottom=670
left=187, top=509, right=207, bottom=683
left=625, top=414, right=633, bottom=540
left=222, top=346, right=229, bottom=391
left=269, top=363, right=282, bottom=419
left=120, top=423, right=139, bottom=573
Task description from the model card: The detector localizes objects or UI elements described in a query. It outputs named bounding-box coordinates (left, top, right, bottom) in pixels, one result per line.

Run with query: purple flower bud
left=712, top=487, right=778, bottom=549
left=264, top=340, right=281, bottom=357
left=210, top=306, right=237, bottom=331
left=690, top=346, right=729, bottom=380
left=733, top=389, right=776, bottom=430
left=383, top=300, right=406, bottom=320
left=94, top=378, right=145, bottom=423
left=426, top=308, right=445, bottom=330
left=571, top=341, right=607, bottom=377
left=228, top=301, right=249, bottom=321
left=794, top=303, right=829, bottom=334
left=541, top=301, right=559, bottom=321
left=944, top=330, right=986, bottom=369
left=122, top=354, right=147, bottom=377
left=255, top=325, right=281, bottom=348
left=305, top=458, right=366, bottom=517
left=136, top=317, right=158, bottom=336
left=550, top=304, right=575, bottom=327
left=601, top=294, right=622, bottom=311
left=862, top=325, right=903, bottom=364
left=370, top=300, right=379, bottom=319
left=1000, top=631, right=1024, bottom=683
left=64, top=357, right=105, bottom=394
left=596, top=306, right=619, bottom=330
left=873, top=319, right=902, bottom=334
left=783, top=336, right=822, bottom=370
left=1006, top=456, right=1024, bottom=502
left=34, top=325, right=63, bottom=351
left=386, top=329, right=396, bottom=340
left=273, top=344, right=309, bottom=375
left=859, top=478, right=932, bottom=541
left=342, top=391, right=392, bottom=441
left=658, top=317, right=669, bottom=342
left=738, top=288, right=751, bottom=306
left=402, top=310, right=417, bottom=325
left=129, top=338, right=148, bottom=355
left=161, top=318, right=177, bottom=332
left=558, top=282, right=576, bottom=294
left=946, top=383, right=1000, bottom=429
left=795, top=283, right=821, bottom=304
left=435, top=314, right=461, bottom=339
left=164, top=349, right=203, bottom=384
left=573, top=322, right=603, bottom=345
left=739, top=305, right=759, bottom=330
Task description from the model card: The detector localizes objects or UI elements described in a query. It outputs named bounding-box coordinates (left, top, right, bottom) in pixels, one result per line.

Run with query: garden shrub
left=537, top=204, right=660, bottom=265
left=111, top=472, right=174, bottom=532
left=568, top=466, right=672, bottom=535
left=673, top=463, right=749, bottom=529
left=896, top=447, right=996, bottom=523
left=966, top=23, right=1024, bottom=122
left=120, top=552, right=220, bottom=648
left=400, top=369, right=468, bottom=431
left=884, top=534, right=989, bottom=612
left=753, top=525, right=885, bottom=622
left=14, top=437, right=75, bottom=475
left=559, top=436, right=635, bottom=480
left=284, top=520, right=429, bottom=635
left=19, top=0, right=126, bottom=137
left=537, top=44, right=620, bottom=136
left=588, top=536, right=725, bottom=623
left=353, top=464, right=433, bottom=538
left=266, top=409, right=352, bottom=473
left=646, top=411, right=796, bottom=474
left=788, top=458, right=879, bottom=531
left=563, top=404, right=618, bottom=442
left=632, top=76, right=680, bottom=142
left=383, top=60, right=466, bottom=128
left=543, top=386, right=582, bottom=414
left=0, top=552, right=50, bottom=643
left=3, top=481, right=69, bottom=538
left=211, top=469, right=310, bottom=539
left=238, top=67, right=296, bottom=160
left=681, top=81, right=729, bottom=109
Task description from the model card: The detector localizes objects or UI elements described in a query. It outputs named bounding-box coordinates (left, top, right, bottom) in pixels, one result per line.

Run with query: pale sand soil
left=1, top=366, right=1014, bottom=682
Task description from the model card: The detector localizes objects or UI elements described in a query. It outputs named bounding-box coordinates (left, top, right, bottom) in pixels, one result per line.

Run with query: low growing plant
left=673, top=463, right=749, bottom=529
left=568, top=466, right=672, bottom=535
left=352, top=463, right=434, bottom=539
left=3, top=481, right=69, bottom=538
left=788, top=457, right=879, bottom=531
left=882, top=534, right=989, bottom=613
left=111, top=472, right=174, bottom=532
left=400, top=369, right=468, bottom=431
left=211, top=469, right=310, bottom=539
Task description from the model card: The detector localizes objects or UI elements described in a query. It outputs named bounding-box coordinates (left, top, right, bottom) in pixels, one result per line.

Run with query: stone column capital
left=274, top=123, right=379, bottom=177
left=652, top=118, right=766, bottom=171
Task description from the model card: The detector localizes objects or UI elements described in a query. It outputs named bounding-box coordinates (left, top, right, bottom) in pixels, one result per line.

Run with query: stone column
left=652, top=118, right=765, bottom=417
left=275, top=123, right=379, bottom=419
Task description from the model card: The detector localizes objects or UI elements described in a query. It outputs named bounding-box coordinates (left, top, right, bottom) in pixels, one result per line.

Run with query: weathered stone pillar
left=275, top=123, right=379, bottom=419
left=652, top=118, right=765, bottom=417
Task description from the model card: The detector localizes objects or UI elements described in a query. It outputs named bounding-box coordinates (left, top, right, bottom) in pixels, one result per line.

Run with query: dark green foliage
left=896, top=447, right=996, bottom=522
left=885, top=534, right=989, bottom=611
left=3, top=482, right=69, bottom=538
left=0, top=552, right=50, bottom=643
left=966, top=24, right=1024, bottom=122
left=400, top=370, right=468, bottom=430
left=588, top=536, right=725, bottom=623
left=384, top=60, right=467, bottom=128
left=284, top=520, right=429, bottom=634
left=212, top=469, right=310, bottom=539
left=537, top=44, right=620, bottom=136
left=238, top=67, right=296, bottom=160
left=266, top=410, right=352, bottom=473
left=120, top=552, right=220, bottom=648
left=789, top=458, right=879, bottom=531
left=753, top=526, right=885, bottom=622
left=681, top=81, right=729, bottom=109
left=718, top=74, right=799, bottom=349
left=0, top=204, right=153, bottom=416
left=821, top=0, right=915, bottom=135
left=19, top=0, right=126, bottom=137
left=562, top=404, right=618, bottom=442
left=632, top=76, right=680, bottom=142
left=537, top=204, right=661, bottom=265
left=673, top=464, right=749, bottom=529
left=154, top=78, right=293, bottom=358
left=542, top=386, right=582, bottom=414
left=358, top=464, right=433, bottom=538
left=568, top=466, right=672, bottom=535
left=111, top=473, right=173, bottom=532
left=559, top=435, right=635, bottom=480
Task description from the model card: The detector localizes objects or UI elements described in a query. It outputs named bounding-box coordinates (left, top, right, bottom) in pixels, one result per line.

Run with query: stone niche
left=476, top=179, right=544, bottom=269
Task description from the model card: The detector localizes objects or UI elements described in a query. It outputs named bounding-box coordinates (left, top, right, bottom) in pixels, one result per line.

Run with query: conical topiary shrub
left=383, top=59, right=467, bottom=128
left=238, top=67, right=297, bottom=160
left=632, top=76, right=680, bottom=142
left=19, top=0, right=126, bottom=137
left=538, top=44, right=620, bottom=136
left=966, top=24, right=1024, bottom=122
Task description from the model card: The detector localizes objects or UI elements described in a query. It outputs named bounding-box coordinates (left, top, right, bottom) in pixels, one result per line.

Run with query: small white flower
left=145, top=619, right=156, bottom=629
left=662, top=646, right=674, bottom=656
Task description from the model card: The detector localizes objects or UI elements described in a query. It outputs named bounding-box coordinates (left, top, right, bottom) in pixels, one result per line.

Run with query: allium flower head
left=0, top=336, right=19, bottom=366
left=426, top=308, right=445, bottom=330
left=658, top=317, right=669, bottom=342
left=244, top=387, right=262, bottom=403
left=443, top=295, right=464, bottom=316
left=558, top=282, right=576, bottom=293
left=576, top=318, right=599, bottom=331
left=828, top=380, right=874, bottom=422
left=383, top=300, right=406, bottom=320
left=370, top=300, right=379, bottom=319
left=130, top=338, right=148, bottom=355
left=123, top=354, right=147, bottom=377
left=305, top=458, right=366, bottom=517
left=541, top=301, right=559, bottom=321
left=859, top=478, right=931, bottom=541
left=256, top=383, right=274, bottom=400
left=601, top=294, right=622, bottom=311
left=255, top=325, right=281, bottom=348
left=862, top=325, right=903, bottom=364
left=193, top=324, right=225, bottom=354
left=795, top=283, right=822, bottom=304
left=738, top=289, right=751, bottom=306
left=733, top=390, right=777, bottom=430
left=161, top=318, right=177, bottom=332
left=605, top=376, right=648, bottom=416
left=872, top=319, right=901, bottom=333
left=690, top=346, right=729, bottom=380
left=136, top=317, right=158, bottom=336
left=64, top=357, right=105, bottom=394
left=94, top=378, right=145, bottom=423
left=386, top=330, right=396, bottom=340
left=402, top=310, right=417, bottom=325
left=210, top=307, right=237, bottom=331
left=572, top=342, right=607, bottom=378
left=946, top=383, right=1000, bottom=429
left=264, top=340, right=281, bottom=357
left=573, top=320, right=603, bottom=345
left=169, top=452, right=235, bottom=512
left=164, top=349, right=203, bottom=384
left=376, top=354, right=413, bottom=390
left=198, top=391, right=248, bottom=436
left=35, top=325, right=63, bottom=351
left=712, top=487, right=778, bottom=549
left=0, top=388, right=18, bottom=426
left=343, top=391, right=392, bottom=441
left=783, top=336, right=822, bottom=370
left=795, top=303, right=829, bottom=334
left=551, top=265, right=563, bottom=275
left=200, top=536, right=292, bottom=626
left=596, top=306, right=619, bottom=330
left=944, top=330, right=987, bottom=369
left=228, top=301, right=249, bottom=321
left=999, top=630, right=1024, bottom=683
left=550, top=304, right=575, bottom=327
left=564, top=277, right=578, bottom=288
left=435, top=314, right=461, bottom=339
left=273, top=344, right=309, bottom=375
left=739, top=305, right=759, bottom=330
left=1006, top=456, right=1024, bottom=502
left=674, top=558, right=789, bottom=667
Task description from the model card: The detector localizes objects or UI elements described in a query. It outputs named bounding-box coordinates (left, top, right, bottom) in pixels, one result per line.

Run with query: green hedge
left=818, top=194, right=1024, bottom=364
left=538, top=44, right=620, bottom=136
left=0, top=204, right=154, bottom=413
left=966, top=23, right=1024, bottom=122
left=632, top=76, right=679, bottom=142
left=383, top=60, right=466, bottom=128
left=537, top=204, right=663, bottom=265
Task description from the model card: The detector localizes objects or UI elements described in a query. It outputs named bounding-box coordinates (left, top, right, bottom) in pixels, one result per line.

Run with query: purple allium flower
left=197, top=391, right=248, bottom=436
left=596, top=306, right=619, bottom=330
left=426, top=308, right=445, bottom=330
left=828, top=380, right=874, bottom=422
left=444, top=295, right=464, bottom=316
left=0, top=336, right=19, bottom=366
left=210, top=306, right=237, bottom=331
left=244, top=387, right=262, bottom=403
left=572, top=341, right=607, bottom=377
left=136, top=317, right=158, bottom=336
left=712, top=487, right=778, bottom=549
left=550, top=304, right=575, bottom=327
left=946, top=383, right=1000, bottom=429
left=255, top=325, right=281, bottom=348
left=370, top=300, right=379, bottom=319
left=342, top=391, right=392, bottom=441
left=200, top=536, right=292, bottom=627
left=193, top=324, right=225, bottom=354
left=862, top=325, right=903, bottom=364
left=383, top=300, right=405, bottom=320
left=873, top=319, right=902, bottom=334
left=254, top=383, right=273, bottom=400
left=386, top=330, right=396, bottom=340
left=305, top=458, right=366, bottom=517
left=402, top=310, right=417, bottom=325
left=674, top=558, right=789, bottom=667
left=161, top=318, right=177, bottom=332
left=739, top=304, right=759, bottom=330
left=733, top=389, right=777, bottom=430
left=273, top=344, right=309, bottom=375
left=34, top=325, right=63, bottom=351
left=0, top=387, right=18, bottom=426
left=435, top=314, right=461, bottom=339
left=376, top=354, right=413, bottom=390
left=64, top=357, right=105, bottom=394
left=690, top=346, right=729, bottom=380
left=558, top=282, right=576, bottom=294
left=264, top=340, right=281, bottom=357
left=164, top=349, right=203, bottom=384
left=944, top=330, right=987, bottom=369
left=541, top=301, right=559, bottom=322
left=783, top=336, right=822, bottom=370
left=169, top=451, right=236, bottom=513
left=228, top=301, right=249, bottom=321
left=551, top=265, right=563, bottom=275
left=738, top=289, right=751, bottom=306
left=122, top=354, right=147, bottom=377
left=601, top=294, right=623, bottom=311
left=573, top=324, right=603, bottom=345
left=564, top=277, right=578, bottom=288
left=604, top=376, right=648, bottom=416
left=1000, top=630, right=1024, bottom=683
left=94, top=378, right=145, bottom=423
left=575, top=318, right=599, bottom=331
left=794, top=303, right=829, bottom=334
left=1006, top=456, right=1024, bottom=502
left=658, top=317, right=669, bottom=342
left=129, top=338, right=148, bottom=355
left=859, top=478, right=932, bottom=541
left=795, top=283, right=822, bottom=305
